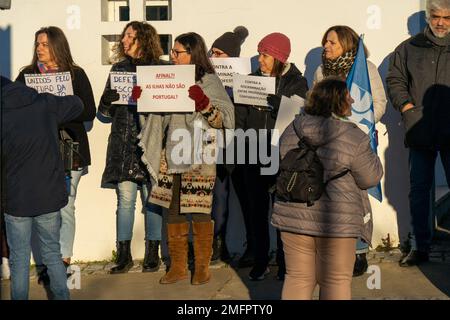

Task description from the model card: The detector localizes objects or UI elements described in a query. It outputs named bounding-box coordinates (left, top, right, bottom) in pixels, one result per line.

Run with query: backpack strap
left=324, top=169, right=350, bottom=185
left=292, top=121, right=349, bottom=184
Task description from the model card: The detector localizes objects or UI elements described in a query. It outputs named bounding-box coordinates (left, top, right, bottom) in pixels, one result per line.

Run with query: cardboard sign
left=210, top=57, right=251, bottom=87
left=233, top=74, right=275, bottom=106
left=110, top=72, right=137, bottom=105
left=24, top=72, right=73, bottom=96
left=136, top=65, right=195, bottom=112
left=271, top=95, right=305, bottom=146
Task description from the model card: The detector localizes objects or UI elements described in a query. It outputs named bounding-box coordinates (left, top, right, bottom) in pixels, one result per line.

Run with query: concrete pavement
left=1, top=249, right=450, bottom=300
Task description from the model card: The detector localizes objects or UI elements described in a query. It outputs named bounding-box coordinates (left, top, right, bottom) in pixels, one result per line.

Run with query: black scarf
left=322, top=49, right=357, bottom=78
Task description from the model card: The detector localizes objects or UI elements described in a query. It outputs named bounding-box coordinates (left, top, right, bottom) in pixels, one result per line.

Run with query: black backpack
left=276, top=124, right=348, bottom=206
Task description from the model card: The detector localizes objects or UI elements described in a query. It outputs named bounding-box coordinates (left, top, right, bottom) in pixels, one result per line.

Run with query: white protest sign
left=24, top=72, right=73, bottom=96
left=210, top=57, right=251, bottom=87
left=110, top=72, right=137, bottom=105
left=271, top=95, right=305, bottom=146
left=233, top=74, right=275, bottom=106
left=136, top=65, right=195, bottom=112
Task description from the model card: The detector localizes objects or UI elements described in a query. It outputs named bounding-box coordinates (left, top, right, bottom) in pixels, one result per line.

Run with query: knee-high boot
left=192, top=221, right=214, bottom=285
left=159, top=222, right=189, bottom=284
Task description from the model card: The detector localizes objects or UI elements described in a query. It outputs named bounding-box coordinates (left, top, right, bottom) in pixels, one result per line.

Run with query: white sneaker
left=1, top=257, right=11, bottom=280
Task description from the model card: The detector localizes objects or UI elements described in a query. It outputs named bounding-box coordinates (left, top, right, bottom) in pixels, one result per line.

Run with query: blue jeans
left=211, top=175, right=230, bottom=237
left=409, top=148, right=450, bottom=252
left=32, top=169, right=83, bottom=265
left=116, top=181, right=162, bottom=241
left=356, top=238, right=369, bottom=254
left=5, top=212, right=70, bottom=300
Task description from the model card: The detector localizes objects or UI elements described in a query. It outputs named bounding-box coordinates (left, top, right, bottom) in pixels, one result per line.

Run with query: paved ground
left=1, top=247, right=450, bottom=300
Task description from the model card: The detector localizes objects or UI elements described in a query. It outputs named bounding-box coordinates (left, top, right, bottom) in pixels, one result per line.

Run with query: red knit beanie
left=257, top=32, right=291, bottom=63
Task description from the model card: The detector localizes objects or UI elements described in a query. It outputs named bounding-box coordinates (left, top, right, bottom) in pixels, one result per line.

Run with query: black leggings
left=167, top=174, right=211, bottom=224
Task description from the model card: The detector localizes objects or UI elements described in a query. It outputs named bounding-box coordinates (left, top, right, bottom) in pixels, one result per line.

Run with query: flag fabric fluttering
left=346, top=35, right=382, bottom=202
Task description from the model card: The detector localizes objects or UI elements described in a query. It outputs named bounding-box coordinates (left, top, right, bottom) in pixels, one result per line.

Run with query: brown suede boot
left=191, top=221, right=214, bottom=285
left=160, top=222, right=190, bottom=284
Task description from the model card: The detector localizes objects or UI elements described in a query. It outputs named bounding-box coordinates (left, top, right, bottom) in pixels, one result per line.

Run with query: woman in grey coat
left=271, top=78, right=383, bottom=300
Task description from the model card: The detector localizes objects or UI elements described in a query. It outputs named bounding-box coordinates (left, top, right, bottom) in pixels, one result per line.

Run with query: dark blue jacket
left=1, top=80, right=83, bottom=217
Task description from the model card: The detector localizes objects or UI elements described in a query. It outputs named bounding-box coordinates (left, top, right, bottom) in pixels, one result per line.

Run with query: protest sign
left=136, top=65, right=195, bottom=112
left=24, top=72, right=73, bottom=96
left=110, top=72, right=137, bottom=105
left=271, top=95, right=305, bottom=146
left=233, top=74, right=275, bottom=106
left=210, top=57, right=251, bottom=87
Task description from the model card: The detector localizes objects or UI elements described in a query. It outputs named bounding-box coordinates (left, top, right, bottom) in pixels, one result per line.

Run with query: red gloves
left=131, top=86, right=142, bottom=102
left=189, top=85, right=210, bottom=111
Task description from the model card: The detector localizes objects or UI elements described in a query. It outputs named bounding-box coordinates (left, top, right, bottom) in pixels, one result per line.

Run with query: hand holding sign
left=101, top=89, right=120, bottom=105
left=188, top=85, right=210, bottom=111
left=131, top=86, right=142, bottom=102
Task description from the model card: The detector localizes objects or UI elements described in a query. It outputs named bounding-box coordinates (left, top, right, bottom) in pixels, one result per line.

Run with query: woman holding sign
left=16, top=26, right=96, bottom=283
left=137, top=32, right=234, bottom=285
left=234, top=32, right=308, bottom=281
left=313, top=25, right=387, bottom=277
left=98, top=21, right=164, bottom=274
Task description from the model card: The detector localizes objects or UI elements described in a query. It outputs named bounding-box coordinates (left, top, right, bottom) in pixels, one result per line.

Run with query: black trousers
left=232, top=164, right=274, bottom=266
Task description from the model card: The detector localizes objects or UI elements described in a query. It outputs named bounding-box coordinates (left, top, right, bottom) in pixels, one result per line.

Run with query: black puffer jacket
left=235, top=63, right=308, bottom=131
left=386, top=31, right=450, bottom=150
left=99, top=57, right=156, bottom=187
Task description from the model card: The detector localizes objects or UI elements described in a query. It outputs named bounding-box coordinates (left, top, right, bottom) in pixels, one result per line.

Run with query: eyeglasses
left=209, top=49, right=227, bottom=58
left=171, top=48, right=189, bottom=58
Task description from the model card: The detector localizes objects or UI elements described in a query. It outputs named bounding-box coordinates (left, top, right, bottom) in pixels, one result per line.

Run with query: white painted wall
left=1, top=0, right=428, bottom=260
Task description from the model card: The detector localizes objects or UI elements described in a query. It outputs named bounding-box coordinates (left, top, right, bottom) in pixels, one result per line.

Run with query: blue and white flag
left=346, top=36, right=382, bottom=202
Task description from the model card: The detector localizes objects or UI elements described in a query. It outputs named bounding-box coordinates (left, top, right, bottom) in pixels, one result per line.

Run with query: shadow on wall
left=0, top=26, right=11, bottom=79
left=379, top=11, right=427, bottom=246
left=304, top=47, right=323, bottom=88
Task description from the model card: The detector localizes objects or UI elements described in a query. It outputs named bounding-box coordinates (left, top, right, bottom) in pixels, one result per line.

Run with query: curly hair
left=113, top=21, right=163, bottom=64
left=305, top=77, right=350, bottom=118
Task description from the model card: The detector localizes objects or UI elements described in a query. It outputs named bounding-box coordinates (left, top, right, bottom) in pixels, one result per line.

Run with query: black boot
left=110, top=240, right=133, bottom=274
left=399, top=250, right=429, bottom=267
left=211, top=235, right=230, bottom=264
left=353, top=253, right=368, bottom=277
left=142, top=240, right=161, bottom=272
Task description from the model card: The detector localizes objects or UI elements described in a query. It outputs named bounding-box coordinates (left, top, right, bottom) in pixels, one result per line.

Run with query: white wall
left=1, top=0, right=425, bottom=260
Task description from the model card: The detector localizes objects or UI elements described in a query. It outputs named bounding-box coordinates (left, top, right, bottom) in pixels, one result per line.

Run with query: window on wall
left=159, top=34, right=172, bottom=58
left=145, top=0, right=171, bottom=21
left=101, top=0, right=130, bottom=22
left=101, top=35, right=121, bottom=65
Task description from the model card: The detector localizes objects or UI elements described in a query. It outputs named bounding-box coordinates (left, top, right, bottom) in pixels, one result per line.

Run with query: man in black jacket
left=386, top=0, right=450, bottom=267
left=1, top=76, right=83, bottom=299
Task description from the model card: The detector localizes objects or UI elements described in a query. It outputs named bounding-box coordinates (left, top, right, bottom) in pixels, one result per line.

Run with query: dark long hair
left=175, top=32, right=215, bottom=82
left=113, top=21, right=163, bottom=64
left=23, top=26, right=77, bottom=75
left=305, top=77, right=350, bottom=118
left=321, top=25, right=369, bottom=57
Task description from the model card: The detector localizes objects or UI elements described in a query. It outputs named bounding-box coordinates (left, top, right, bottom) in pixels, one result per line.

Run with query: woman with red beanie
left=234, top=32, right=308, bottom=281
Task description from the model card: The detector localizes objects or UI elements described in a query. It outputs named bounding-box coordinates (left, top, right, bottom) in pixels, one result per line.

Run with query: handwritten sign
left=210, top=57, right=251, bottom=87
left=136, top=65, right=195, bottom=112
left=271, top=95, right=305, bottom=146
left=110, top=72, right=137, bottom=105
left=24, top=72, right=73, bottom=96
left=233, top=74, right=275, bottom=106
